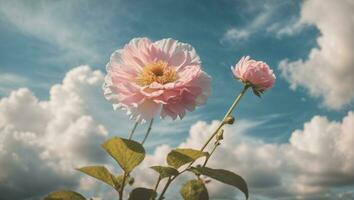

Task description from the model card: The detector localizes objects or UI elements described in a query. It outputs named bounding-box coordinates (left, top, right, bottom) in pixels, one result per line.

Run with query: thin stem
left=119, top=122, right=138, bottom=200
left=151, top=176, right=161, bottom=200
left=141, top=118, right=154, bottom=145
left=157, top=85, right=249, bottom=199
left=157, top=177, right=172, bottom=200
left=156, top=158, right=191, bottom=199
left=128, top=122, right=139, bottom=140
left=119, top=172, right=128, bottom=200
left=200, top=85, right=249, bottom=151
left=202, top=142, right=219, bottom=167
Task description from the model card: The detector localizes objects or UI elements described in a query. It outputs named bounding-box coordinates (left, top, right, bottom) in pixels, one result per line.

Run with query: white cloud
left=267, top=17, right=306, bottom=38
left=0, top=66, right=111, bottom=199
left=0, top=1, right=102, bottom=62
left=0, top=65, right=352, bottom=200
left=221, top=0, right=297, bottom=43
left=130, top=112, right=354, bottom=200
left=279, top=0, right=354, bottom=110
left=0, top=73, right=27, bottom=83
left=0, top=65, right=202, bottom=199
left=222, top=28, right=250, bottom=43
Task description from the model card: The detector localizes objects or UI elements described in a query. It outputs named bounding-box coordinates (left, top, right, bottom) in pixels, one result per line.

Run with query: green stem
left=200, top=85, right=249, bottom=151
left=157, top=177, right=172, bottom=200
left=157, top=85, right=249, bottom=200
left=119, top=122, right=139, bottom=199
left=141, top=118, right=154, bottom=145
left=119, top=172, right=128, bottom=200
left=151, top=176, right=161, bottom=200
left=128, top=122, right=139, bottom=140
left=202, top=142, right=219, bottom=167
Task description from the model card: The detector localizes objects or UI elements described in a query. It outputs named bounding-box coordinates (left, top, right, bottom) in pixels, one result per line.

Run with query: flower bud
left=128, top=177, right=135, bottom=185
left=231, top=56, right=276, bottom=94
left=215, top=129, right=224, bottom=141
left=224, top=116, right=235, bottom=125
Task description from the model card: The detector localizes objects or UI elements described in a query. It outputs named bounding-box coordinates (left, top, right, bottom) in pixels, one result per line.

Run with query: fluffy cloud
left=0, top=0, right=109, bottom=63
left=131, top=112, right=354, bottom=200
left=221, top=0, right=299, bottom=43
left=279, top=0, right=354, bottom=110
left=0, top=65, right=195, bottom=200
left=222, top=28, right=251, bottom=43
left=0, top=66, right=110, bottom=199
left=0, top=65, right=353, bottom=200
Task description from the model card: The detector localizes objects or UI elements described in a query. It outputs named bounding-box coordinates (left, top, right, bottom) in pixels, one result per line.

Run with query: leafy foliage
left=128, top=187, right=157, bottom=200
left=180, top=179, right=209, bottom=200
left=102, top=137, right=145, bottom=173
left=189, top=166, right=248, bottom=199
left=77, top=166, right=118, bottom=189
left=115, top=174, right=127, bottom=188
left=150, top=166, right=179, bottom=179
left=44, top=190, right=86, bottom=200
left=167, top=148, right=208, bottom=169
left=42, top=36, right=260, bottom=200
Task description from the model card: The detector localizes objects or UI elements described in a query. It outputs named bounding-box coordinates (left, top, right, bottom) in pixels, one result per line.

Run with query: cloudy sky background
left=0, top=0, right=353, bottom=199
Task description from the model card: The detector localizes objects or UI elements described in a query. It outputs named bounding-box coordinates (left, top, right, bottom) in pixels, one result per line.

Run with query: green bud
left=215, top=129, right=224, bottom=141
left=128, top=177, right=135, bottom=185
left=224, top=116, right=235, bottom=125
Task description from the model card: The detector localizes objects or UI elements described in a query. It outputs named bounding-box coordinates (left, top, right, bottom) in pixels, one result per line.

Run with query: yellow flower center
left=136, top=61, right=178, bottom=86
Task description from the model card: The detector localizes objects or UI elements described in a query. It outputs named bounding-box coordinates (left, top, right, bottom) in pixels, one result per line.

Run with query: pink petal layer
left=103, top=38, right=211, bottom=122
left=231, top=56, right=275, bottom=91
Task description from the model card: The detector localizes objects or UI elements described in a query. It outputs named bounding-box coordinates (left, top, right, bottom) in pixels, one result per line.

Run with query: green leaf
left=77, top=166, right=117, bottom=188
left=44, top=190, right=86, bottom=200
left=102, top=137, right=145, bottom=173
left=180, top=179, right=209, bottom=200
left=167, top=148, right=208, bottom=169
left=128, top=187, right=157, bottom=200
left=190, top=166, right=248, bottom=199
left=115, top=175, right=126, bottom=187
left=150, top=166, right=179, bottom=179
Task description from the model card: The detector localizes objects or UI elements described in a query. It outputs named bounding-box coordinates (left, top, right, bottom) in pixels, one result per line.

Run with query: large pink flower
left=231, top=56, right=275, bottom=93
left=103, top=38, right=211, bottom=122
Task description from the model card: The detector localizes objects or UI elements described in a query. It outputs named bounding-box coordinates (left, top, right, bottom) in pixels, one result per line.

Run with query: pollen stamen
left=136, top=61, right=177, bottom=85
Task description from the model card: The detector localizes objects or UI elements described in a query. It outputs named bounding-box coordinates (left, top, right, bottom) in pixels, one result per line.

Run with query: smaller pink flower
left=231, top=56, right=275, bottom=95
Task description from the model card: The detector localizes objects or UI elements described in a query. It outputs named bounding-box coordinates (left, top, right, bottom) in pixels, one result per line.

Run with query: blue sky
left=0, top=0, right=353, bottom=200
left=0, top=0, right=346, bottom=139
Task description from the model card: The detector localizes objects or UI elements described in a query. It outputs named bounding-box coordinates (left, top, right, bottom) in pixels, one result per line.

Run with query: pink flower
left=103, top=38, right=211, bottom=122
left=231, top=56, right=275, bottom=94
